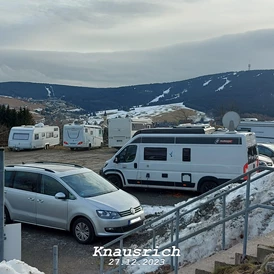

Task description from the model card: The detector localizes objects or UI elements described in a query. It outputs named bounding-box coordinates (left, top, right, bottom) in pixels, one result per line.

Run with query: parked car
left=257, top=143, right=274, bottom=162
left=4, top=162, right=145, bottom=244
left=258, top=154, right=274, bottom=167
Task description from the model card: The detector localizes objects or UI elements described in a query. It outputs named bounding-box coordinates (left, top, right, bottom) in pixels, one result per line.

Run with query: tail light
left=243, top=163, right=248, bottom=180
left=77, top=141, right=83, bottom=145
left=63, top=141, right=68, bottom=145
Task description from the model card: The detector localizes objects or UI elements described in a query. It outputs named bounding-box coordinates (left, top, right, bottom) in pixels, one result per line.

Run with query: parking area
left=4, top=147, right=197, bottom=273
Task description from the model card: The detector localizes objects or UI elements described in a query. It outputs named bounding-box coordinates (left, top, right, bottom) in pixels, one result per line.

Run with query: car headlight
left=96, top=210, right=120, bottom=219
left=103, top=161, right=108, bottom=168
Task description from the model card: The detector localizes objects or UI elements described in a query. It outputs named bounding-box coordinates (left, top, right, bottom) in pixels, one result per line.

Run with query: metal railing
left=99, top=166, right=274, bottom=274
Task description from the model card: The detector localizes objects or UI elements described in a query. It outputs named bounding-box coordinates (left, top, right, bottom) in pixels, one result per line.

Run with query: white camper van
left=100, top=127, right=258, bottom=193
left=63, top=123, right=103, bottom=150
left=8, top=124, right=60, bottom=151
left=237, top=120, right=274, bottom=143
left=108, top=117, right=153, bottom=148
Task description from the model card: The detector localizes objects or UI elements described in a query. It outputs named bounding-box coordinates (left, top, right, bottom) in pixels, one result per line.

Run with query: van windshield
left=61, top=171, right=118, bottom=197
left=13, top=133, right=30, bottom=140
left=67, top=129, right=80, bottom=139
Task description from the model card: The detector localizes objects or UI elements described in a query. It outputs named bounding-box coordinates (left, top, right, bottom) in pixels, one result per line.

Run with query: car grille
left=119, top=205, right=142, bottom=217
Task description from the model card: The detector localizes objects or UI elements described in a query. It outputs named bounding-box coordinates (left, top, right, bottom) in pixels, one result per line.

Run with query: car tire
left=199, top=181, right=218, bottom=194
left=4, top=207, right=12, bottom=224
left=107, top=175, right=123, bottom=188
left=72, top=218, right=95, bottom=244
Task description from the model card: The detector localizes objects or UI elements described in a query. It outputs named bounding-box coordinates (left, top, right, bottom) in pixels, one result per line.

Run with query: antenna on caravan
left=222, top=111, right=240, bottom=132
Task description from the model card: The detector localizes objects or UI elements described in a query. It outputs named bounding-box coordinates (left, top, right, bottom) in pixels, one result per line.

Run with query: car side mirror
left=55, top=192, right=66, bottom=199
left=114, top=157, right=120, bottom=163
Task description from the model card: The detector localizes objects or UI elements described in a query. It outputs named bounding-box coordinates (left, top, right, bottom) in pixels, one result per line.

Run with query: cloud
left=0, top=29, right=274, bottom=88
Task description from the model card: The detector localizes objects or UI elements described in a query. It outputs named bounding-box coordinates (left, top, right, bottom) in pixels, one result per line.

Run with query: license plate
left=129, top=217, right=141, bottom=225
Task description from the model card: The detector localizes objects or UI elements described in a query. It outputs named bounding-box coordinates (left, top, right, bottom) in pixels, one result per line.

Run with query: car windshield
left=61, top=171, right=118, bottom=197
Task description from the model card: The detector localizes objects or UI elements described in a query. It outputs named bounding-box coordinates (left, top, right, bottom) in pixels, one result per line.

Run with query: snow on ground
left=88, top=102, right=208, bottom=124
left=0, top=259, right=44, bottom=274
left=124, top=171, right=274, bottom=274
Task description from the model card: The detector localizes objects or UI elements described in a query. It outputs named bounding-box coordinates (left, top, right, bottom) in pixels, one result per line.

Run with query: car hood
left=85, top=189, right=141, bottom=212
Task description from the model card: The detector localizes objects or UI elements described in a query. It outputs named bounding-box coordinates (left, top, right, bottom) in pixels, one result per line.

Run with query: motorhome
left=63, top=123, right=103, bottom=150
left=107, top=117, right=153, bottom=148
left=8, top=124, right=60, bottom=151
left=100, top=127, right=258, bottom=193
left=236, top=120, right=274, bottom=143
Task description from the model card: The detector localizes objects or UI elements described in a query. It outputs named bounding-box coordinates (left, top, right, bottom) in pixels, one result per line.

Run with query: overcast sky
left=1, top=0, right=274, bottom=87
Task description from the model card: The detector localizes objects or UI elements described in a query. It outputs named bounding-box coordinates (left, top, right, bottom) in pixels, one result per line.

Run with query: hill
left=0, top=69, right=274, bottom=118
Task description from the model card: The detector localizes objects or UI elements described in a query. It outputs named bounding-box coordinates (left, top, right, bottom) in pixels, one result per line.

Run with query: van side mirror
left=114, top=157, right=120, bottom=163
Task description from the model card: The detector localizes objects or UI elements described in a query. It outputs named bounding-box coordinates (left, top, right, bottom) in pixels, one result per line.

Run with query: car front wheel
left=72, top=218, right=95, bottom=244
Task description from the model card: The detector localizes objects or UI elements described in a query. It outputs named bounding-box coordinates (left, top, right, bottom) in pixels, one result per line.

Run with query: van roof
left=133, top=127, right=212, bottom=136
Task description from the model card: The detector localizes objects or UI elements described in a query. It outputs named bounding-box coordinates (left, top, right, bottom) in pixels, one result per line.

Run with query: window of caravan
left=13, top=133, right=29, bottom=140
left=248, top=145, right=258, bottom=164
left=46, top=132, right=53, bottom=138
left=35, top=134, right=39, bottom=140
left=144, top=147, right=167, bottom=161
left=117, top=145, right=137, bottom=163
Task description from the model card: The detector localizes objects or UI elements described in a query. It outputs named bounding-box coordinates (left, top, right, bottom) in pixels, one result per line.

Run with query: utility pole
left=0, top=148, right=4, bottom=261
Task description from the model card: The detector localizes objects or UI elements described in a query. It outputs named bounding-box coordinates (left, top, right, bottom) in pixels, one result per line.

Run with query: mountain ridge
left=0, top=69, right=274, bottom=117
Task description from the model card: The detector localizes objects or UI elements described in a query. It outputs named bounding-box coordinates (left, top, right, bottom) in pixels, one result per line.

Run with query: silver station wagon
left=4, top=162, right=145, bottom=244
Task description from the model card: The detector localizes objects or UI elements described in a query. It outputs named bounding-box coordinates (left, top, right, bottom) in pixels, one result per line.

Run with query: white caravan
left=236, top=120, right=274, bottom=143
left=100, top=128, right=258, bottom=193
left=63, top=123, right=103, bottom=150
left=108, top=117, right=153, bottom=148
left=8, top=124, right=60, bottom=151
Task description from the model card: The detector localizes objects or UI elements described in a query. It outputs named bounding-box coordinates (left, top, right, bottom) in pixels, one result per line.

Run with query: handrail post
left=0, top=148, right=4, bottom=262
left=242, top=172, right=251, bottom=261
left=174, top=208, right=180, bottom=274
left=222, top=194, right=226, bottom=250
left=53, top=245, right=58, bottom=274
left=119, top=238, right=123, bottom=274
left=170, top=220, right=174, bottom=270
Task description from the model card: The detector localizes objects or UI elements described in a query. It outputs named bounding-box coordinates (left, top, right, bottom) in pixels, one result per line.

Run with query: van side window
left=182, top=148, right=191, bottom=162
left=35, top=133, right=39, bottom=140
left=40, top=175, right=69, bottom=197
left=118, top=145, right=137, bottom=163
left=13, top=171, right=39, bottom=192
left=144, top=147, right=167, bottom=161
left=5, top=170, right=14, bottom=187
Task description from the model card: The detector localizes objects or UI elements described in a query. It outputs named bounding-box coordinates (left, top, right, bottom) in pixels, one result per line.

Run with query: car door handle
left=28, top=197, right=35, bottom=201
left=37, top=199, right=44, bottom=203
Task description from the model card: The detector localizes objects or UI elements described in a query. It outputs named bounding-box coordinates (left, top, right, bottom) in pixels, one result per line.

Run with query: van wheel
left=107, top=175, right=123, bottom=189
left=88, top=144, right=91, bottom=150
left=72, top=218, right=95, bottom=244
left=199, top=181, right=218, bottom=194
left=44, top=144, right=49, bottom=150
left=4, top=207, right=11, bottom=224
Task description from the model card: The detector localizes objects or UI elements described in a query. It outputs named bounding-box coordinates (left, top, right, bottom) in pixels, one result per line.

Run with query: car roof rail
left=34, top=161, right=84, bottom=168
left=5, top=164, right=55, bottom=173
